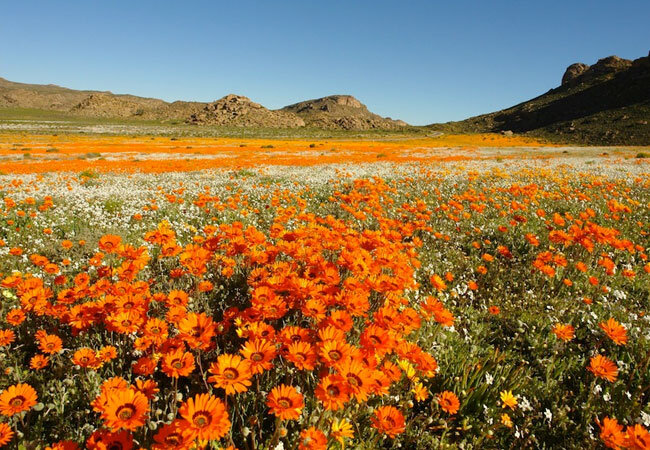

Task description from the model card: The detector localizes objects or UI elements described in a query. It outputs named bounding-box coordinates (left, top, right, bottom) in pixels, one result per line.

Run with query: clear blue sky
left=1, top=1, right=648, bottom=125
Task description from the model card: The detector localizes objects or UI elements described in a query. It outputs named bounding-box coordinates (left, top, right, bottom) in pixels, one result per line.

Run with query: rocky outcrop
left=562, top=63, right=590, bottom=85
left=187, top=94, right=305, bottom=128
left=561, top=56, right=634, bottom=86
left=282, top=95, right=408, bottom=130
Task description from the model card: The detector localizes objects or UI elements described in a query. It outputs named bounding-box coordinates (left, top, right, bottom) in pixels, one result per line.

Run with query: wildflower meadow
left=0, top=136, right=648, bottom=449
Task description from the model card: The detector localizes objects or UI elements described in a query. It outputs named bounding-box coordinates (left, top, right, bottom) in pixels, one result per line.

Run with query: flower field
left=0, top=135, right=649, bottom=449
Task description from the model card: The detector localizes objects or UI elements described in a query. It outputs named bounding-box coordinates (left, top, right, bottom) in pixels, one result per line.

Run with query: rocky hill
left=0, top=77, right=96, bottom=110
left=0, top=78, right=204, bottom=121
left=0, top=78, right=407, bottom=130
left=187, top=94, right=305, bottom=128
left=429, top=52, right=650, bottom=145
left=281, top=95, right=407, bottom=130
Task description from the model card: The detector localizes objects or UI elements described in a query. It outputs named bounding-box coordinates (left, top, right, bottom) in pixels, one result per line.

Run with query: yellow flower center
left=116, top=404, right=136, bottom=420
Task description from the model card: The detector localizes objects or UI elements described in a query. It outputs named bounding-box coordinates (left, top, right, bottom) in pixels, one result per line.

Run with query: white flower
left=544, top=408, right=553, bottom=423
left=641, top=411, right=650, bottom=427
left=485, top=373, right=493, bottom=385
left=603, top=392, right=611, bottom=402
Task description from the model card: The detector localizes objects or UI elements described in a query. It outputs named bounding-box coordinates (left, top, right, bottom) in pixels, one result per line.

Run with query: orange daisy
left=319, top=339, right=352, bottom=368
left=30, top=354, right=50, bottom=370
left=298, top=427, right=327, bottom=450
left=599, top=318, right=628, bottom=346
left=208, top=354, right=252, bottom=395
left=72, top=348, right=100, bottom=369
left=178, top=393, right=231, bottom=441
left=598, top=417, right=625, bottom=449
left=38, top=334, right=63, bottom=354
left=152, top=419, right=196, bottom=450
left=267, top=384, right=304, bottom=420
left=285, top=341, right=317, bottom=371
left=314, top=374, right=349, bottom=411
left=437, top=391, right=460, bottom=414
left=0, top=422, right=14, bottom=447
left=100, top=388, right=149, bottom=431
left=0, top=383, right=38, bottom=416
left=337, top=358, right=374, bottom=402
left=240, top=339, right=276, bottom=374
left=552, top=323, right=575, bottom=342
left=588, top=355, right=618, bottom=382
left=371, top=405, right=406, bottom=438
left=161, top=350, right=195, bottom=378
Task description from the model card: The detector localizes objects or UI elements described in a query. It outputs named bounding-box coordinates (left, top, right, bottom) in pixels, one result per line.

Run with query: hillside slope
left=282, top=95, right=408, bottom=130
left=0, top=79, right=407, bottom=130
left=430, top=52, right=650, bottom=145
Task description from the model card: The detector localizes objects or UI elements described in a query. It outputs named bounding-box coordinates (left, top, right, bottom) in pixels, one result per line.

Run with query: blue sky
left=1, top=1, right=648, bottom=125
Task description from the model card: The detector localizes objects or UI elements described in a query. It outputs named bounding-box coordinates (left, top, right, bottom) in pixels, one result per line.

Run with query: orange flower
left=338, top=358, right=373, bottom=402
left=86, top=429, right=133, bottom=450
left=319, top=339, right=351, bottom=368
left=552, top=323, right=575, bottom=342
left=598, top=417, right=625, bottom=449
left=5, top=309, right=26, bottom=326
left=437, top=391, right=460, bottom=414
left=588, top=355, right=618, bottom=382
left=135, top=379, right=159, bottom=400
left=625, top=424, right=650, bottom=449
left=371, top=405, right=406, bottom=438
left=488, top=306, right=500, bottom=315
left=599, top=318, right=628, bottom=346
left=72, top=348, right=100, bottom=369
left=298, top=427, right=327, bottom=450
left=30, top=354, right=50, bottom=370
left=45, top=440, right=80, bottom=450
left=208, top=354, right=252, bottom=395
left=315, top=374, right=349, bottom=411
left=285, top=341, right=318, bottom=371
left=98, top=346, right=118, bottom=362
left=0, top=422, right=14, bottom=447
left=144, top=318, right=169, bottom=345
left=0, top=330, right=15, bottom=347
left=161, top=349, right=195, bottom=378
left=430, top=274, right=447, bottom=291
left=240, top=339, right=276, bottom=374
left=100, top=388, right=149, bottom=431
left=152, top=419, right=195, bottom=450
left=267, top=384, right=304, bottom=420
left=98, top=234, right=122, bottom=253
left=38, top=334, right=63, bottom=354
left=178, top=393, right=231, bottom=441
left=177, top=312, right=216, bottom=350
left=433, top=307, right=455, bottom=327
left=0, top=383, right=38, bottom=416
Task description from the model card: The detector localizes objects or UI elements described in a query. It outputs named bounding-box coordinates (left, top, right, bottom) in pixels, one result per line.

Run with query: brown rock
left=187, top=94, right=305, bottom=128
left=562, top=63, right=590, bottom=85
left=282, top=95, right=408, bottom=130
